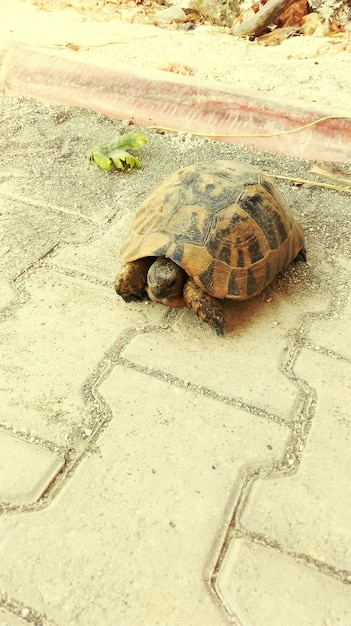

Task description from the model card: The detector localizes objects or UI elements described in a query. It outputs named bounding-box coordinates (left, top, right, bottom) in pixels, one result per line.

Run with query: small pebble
left=155, top=7, right=186, bottom=24
left=181, top=22, right=196, bottom=31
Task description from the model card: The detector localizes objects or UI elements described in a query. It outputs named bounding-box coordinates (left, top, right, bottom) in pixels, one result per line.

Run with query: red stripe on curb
left=1, top=44, right=350, bottom=163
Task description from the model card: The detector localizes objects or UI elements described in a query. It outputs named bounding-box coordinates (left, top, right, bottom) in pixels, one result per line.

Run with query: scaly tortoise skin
left=115, top=160, right=306, bottom=334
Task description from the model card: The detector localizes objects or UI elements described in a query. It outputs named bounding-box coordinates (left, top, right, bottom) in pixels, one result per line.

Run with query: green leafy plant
left=88, top=132, right=147, bottom=171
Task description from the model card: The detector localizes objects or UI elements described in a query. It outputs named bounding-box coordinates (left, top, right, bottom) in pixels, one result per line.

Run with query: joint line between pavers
left=1, top=353, right=116, bottom=515
left=118, top=353, right=287, bottom=428
left=242, top=530, right=351, bottom=585
left=0, top=589, right=58, bottom=626
left=0, top=258, right=113, bottom=324
left=0, top=276, right=28, bottom=321
left=0, top=423, right=67, bottom=460
left=304, top=341, right=351, bottom=364
left=109, top=323, right=290, bottom=425
left=40, top=261, right=114, bottom=289
left=0, top=190, right=103, bottom=225
left=209, top=473, right=253, bottom=617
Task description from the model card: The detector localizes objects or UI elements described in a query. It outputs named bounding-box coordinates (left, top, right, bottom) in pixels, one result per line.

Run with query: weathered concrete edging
left=1, top=43, right=350, bottom=162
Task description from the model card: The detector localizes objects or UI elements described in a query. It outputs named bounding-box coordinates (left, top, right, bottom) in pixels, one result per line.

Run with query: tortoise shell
left=119, top=160, right=305, bottom=300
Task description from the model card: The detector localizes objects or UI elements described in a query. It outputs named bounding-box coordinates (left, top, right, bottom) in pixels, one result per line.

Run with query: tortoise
left=115, top=160, right=306, bottom=334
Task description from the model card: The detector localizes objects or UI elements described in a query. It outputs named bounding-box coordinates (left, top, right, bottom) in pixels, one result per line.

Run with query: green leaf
left=107, top=132, right=148, bottom=151
left=110, top=148, right=142, bottom=170
left=89, top=147, right=112, bottom=170
left=88, top=132, right=147, bottom=171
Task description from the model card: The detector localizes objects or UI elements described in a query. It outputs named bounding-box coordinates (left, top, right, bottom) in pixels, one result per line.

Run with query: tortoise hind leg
left=115, top=258, right=152, bottom=302
left=183, top=278, right=225, bottom=335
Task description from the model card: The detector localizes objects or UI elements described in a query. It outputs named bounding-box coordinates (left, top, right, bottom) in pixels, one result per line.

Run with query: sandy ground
left=1, top=0, right=351, bottom=113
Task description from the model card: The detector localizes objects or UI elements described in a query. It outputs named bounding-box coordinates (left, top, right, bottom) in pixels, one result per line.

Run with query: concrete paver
left=0, top=366, right=288, bottom=625
left=0, top=195, right=93, bottom=282
left=45, top=219, right=133, bottom=285
left=239, top=349, right=351, bottom=573
left=0, top=279, right=16, bottom=310
left=0, top=608, right=28, bottom=626
left=0, top=430, right=64, bottom=506
left=0, top=269, right=125, bottom=448
left=216, top=538, right=351, bottom=626
left=307, top=266, right=351, bottom=360
left=121, top=291, right=328, bottom=422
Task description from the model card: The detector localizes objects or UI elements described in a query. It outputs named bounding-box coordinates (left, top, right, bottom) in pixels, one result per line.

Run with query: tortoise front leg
left=115, top=258, right=152, bottom=302
left=183, top=278, right=225, bottom=335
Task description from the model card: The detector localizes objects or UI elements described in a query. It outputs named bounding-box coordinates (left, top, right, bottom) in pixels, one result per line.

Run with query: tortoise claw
left=294, top=247, right=307, bottom=262
left=117, top=291, right=149, bottom=303
left=183, top=278, right=225, bottom=335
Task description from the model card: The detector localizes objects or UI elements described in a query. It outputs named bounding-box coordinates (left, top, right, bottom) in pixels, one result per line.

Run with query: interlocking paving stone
left=48, top=216, right=134, bottom=285
left=0, top=609, right=28, bottom=626
left=121, top=292, right=328, bottom=421
left=216, top=537, right=351, bottom=626
left=0, top=279, right=16, bottom=310
left=0, top=430, right=64, bottom=505
left=0, top=194, right=94, bottom=282
left=308, top=266, right=351, bottom=361
left=239, top=350, right=351, bottom=572
left=0, top=269, right=165, bottom=448
left=0, top=365, right=288, bottom=625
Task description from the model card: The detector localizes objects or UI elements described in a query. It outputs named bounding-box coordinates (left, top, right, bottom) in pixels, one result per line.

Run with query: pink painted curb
left=1, top=43, right=350, bottom=162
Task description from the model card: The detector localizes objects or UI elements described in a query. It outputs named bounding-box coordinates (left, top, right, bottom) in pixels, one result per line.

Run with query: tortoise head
left=146, top=257, right=185, bottom=300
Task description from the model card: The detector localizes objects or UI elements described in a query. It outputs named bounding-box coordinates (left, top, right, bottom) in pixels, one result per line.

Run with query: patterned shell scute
left=119, top=160, right=305, bottom=300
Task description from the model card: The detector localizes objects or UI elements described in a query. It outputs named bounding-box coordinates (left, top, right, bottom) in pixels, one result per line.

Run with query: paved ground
left=1, top=2, right=351, bottom=626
